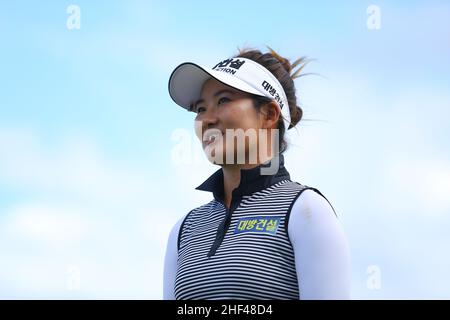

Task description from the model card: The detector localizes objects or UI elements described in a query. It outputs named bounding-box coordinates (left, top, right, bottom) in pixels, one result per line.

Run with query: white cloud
left=1, top=68, right=450, bottom=299
left=1, top=203, right=86, bottom=249
left=285, top=77, right=450, bottom=298
left=0, top=199, right=170, bottom=299
left=383, top=157, right=450, bottom=216
left=0, top=127, right=179, bottom=299
left=0, top=128, right=157, bottom=204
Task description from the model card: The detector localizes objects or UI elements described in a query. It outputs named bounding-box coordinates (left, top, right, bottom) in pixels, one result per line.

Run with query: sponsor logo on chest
left=233, top=216, right=281, bottom=235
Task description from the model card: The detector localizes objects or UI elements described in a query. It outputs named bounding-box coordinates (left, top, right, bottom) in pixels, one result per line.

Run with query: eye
left=218, top=97, right=231, bottom=105
left=196, top=106, right=206, bottom=113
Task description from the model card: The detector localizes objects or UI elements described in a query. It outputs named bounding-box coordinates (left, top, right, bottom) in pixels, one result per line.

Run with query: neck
left=221, top=153, right=273, bottom=208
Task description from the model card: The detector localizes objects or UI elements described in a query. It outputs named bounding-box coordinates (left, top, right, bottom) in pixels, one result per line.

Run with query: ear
left=259, top=101, right=281, bottom=129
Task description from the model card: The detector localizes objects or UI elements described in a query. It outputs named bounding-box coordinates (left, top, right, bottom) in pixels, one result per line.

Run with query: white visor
left=168, top=57, right=291, bottom=130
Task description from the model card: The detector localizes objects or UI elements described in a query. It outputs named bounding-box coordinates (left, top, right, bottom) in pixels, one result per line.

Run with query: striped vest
left=174, top=155, right=330, bottom=300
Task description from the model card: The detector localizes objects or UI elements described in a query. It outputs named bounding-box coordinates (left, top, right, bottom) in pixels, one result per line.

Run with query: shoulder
left=167, top=214, right=187, bottom=249
left=287, top=188, right=342, bottom=244
left=294, top=188, right=336, bottom=219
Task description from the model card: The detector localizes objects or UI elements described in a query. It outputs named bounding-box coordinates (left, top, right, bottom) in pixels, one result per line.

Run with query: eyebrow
left=191, top=89, right=236, bottom=110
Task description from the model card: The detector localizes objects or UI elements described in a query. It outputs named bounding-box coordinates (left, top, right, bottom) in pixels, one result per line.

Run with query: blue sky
left=1, top=1, right=449, bottom=299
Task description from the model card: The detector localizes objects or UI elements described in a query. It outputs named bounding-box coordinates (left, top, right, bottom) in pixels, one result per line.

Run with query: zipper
left=207, top=194, right=242, bottom=257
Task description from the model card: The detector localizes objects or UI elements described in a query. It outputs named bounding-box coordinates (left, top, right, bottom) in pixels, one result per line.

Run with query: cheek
left=222, top=104, right=260, bottom=129
left=194, top=119, right=203, bottom=140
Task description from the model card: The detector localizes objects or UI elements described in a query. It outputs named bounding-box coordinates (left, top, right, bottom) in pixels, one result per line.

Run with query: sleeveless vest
left=174, top=155, right=333, bottom=300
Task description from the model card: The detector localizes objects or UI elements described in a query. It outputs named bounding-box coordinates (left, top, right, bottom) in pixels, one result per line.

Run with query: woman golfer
left=163, top=47, right=351, bottom=300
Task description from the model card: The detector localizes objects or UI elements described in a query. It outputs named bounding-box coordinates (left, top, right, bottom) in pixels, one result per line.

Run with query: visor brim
left=168, top=62, right=264, bottom=111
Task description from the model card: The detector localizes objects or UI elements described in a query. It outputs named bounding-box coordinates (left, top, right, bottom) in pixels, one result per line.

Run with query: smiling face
left=192, top=77, right=278, bottom=166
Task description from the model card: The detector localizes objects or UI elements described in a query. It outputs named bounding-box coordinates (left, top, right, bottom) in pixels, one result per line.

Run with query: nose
left=194, top=105, right=219, bottom=140
left=200, top=106, right=219, bottom=132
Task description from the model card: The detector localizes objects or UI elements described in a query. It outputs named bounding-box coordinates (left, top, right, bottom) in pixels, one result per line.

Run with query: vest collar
left=195, top=154, right=291, bottom=201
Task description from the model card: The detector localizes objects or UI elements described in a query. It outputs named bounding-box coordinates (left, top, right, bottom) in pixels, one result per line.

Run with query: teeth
left=211, top=133, right=221, bottom=141
left=205, top=132, right=221, bottom=144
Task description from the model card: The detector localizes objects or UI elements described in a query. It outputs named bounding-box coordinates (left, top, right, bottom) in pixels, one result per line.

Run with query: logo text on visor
left=212, top=58, right=246, bottom=75
left=262, top=80, right=284, bottom=109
